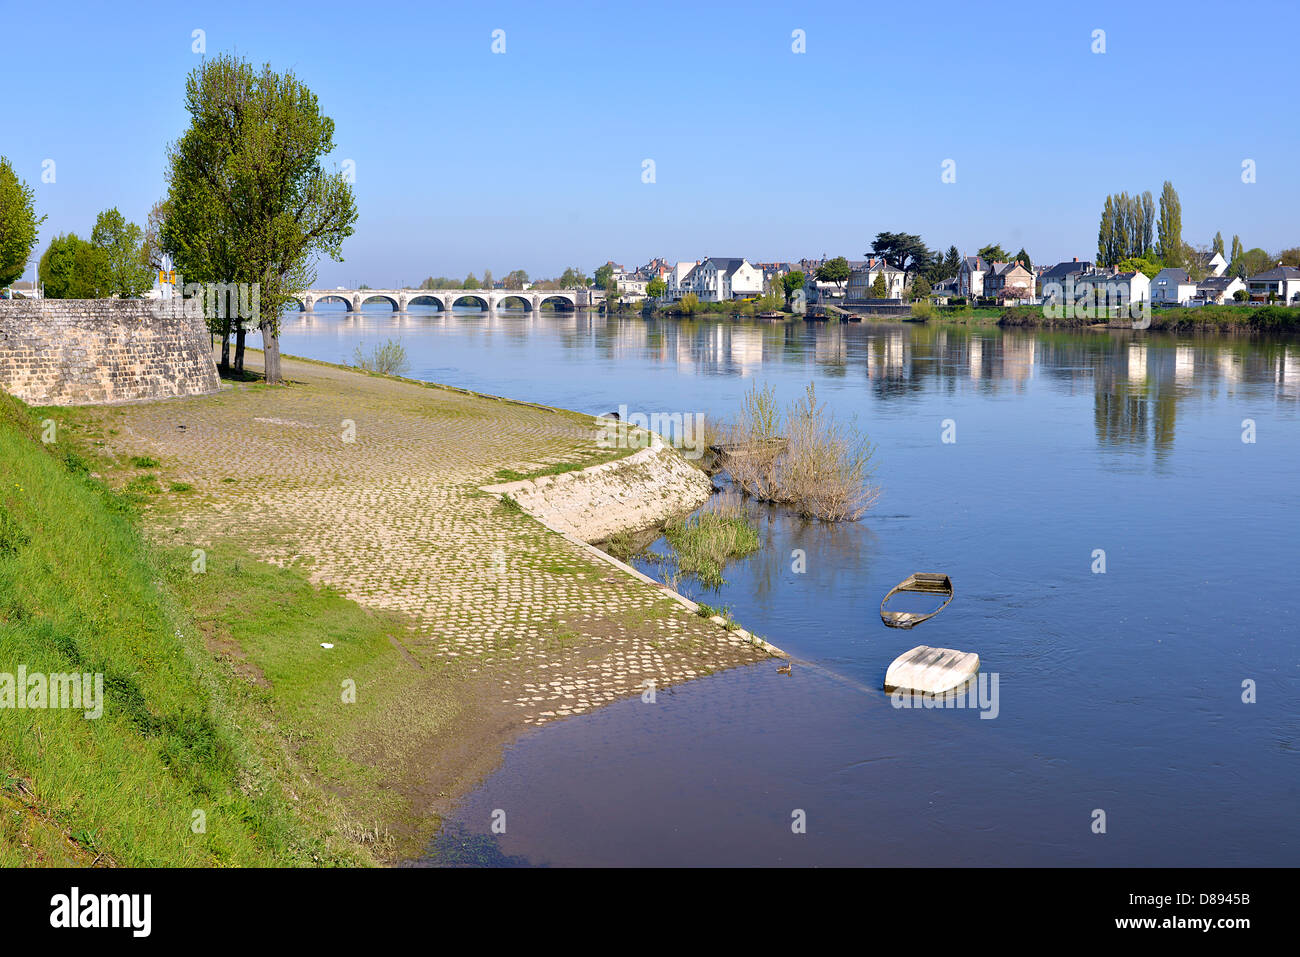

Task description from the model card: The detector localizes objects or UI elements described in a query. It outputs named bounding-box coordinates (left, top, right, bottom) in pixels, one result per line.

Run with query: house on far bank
left=1246, top=265, right=1300, bottom=303
left=956, top=256, right=987, bottom=297
left=616, top=276, right=649, bottom=297
left=846, top=258, right=905, bottom=300
left=1196, top=274, right=1246, bottom=304
left=3, top=280, right=40, bottom=299
left=1151, top=267, right=1197, bottom=305
left=690, top=257, right=764, bottom=301
left=1075, top=268, right=1151, bottom=306
left=1038, top=259, right=1093, bottom=301
left=1189, top=250, right=1229, bottom=278
left=984, top=261, right=1035, bottom=302
left=663, top=261, right=699, bottom=301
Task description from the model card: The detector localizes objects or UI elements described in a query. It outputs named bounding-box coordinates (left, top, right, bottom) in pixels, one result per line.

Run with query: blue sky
left=8, top=0, right=1298, bottom=286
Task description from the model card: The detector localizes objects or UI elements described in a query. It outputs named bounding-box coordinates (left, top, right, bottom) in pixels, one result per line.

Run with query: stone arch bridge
left=291, top=288, right=588, bottom=313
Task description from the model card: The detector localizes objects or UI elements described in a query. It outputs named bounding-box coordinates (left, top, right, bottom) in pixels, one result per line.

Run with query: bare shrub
left=718, top=381, right=880, bottom=522
left=722, top=383, right=782, bottom=498
left=775, top=383, right=879, bottom=521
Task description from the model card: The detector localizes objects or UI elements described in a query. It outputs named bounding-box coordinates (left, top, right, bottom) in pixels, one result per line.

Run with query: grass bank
left=0, top=392, right=393, bottom=865
left=997, top=303, right=1300, bottom=332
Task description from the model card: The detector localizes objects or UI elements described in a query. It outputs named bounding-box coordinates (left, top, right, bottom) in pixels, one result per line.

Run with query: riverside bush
left=721, top=382, right=879, bottom=522
left=352, top=338, right=411, bottom=376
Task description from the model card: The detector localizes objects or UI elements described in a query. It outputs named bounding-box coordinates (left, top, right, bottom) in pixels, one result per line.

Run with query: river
left=278, top=304, right=1299, bottom=866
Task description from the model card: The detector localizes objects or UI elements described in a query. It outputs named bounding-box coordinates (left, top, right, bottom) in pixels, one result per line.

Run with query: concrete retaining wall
left=482, top=440, right=715, bottom=543
left=0, top=298, right=220, bottom=406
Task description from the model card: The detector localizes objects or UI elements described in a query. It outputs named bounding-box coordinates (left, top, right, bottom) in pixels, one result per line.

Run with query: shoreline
left=45, top=348, right=778, bottom=864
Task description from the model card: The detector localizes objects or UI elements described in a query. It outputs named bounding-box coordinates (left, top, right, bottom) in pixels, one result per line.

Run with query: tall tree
left=870, top=271, right=888, bottom=298
left=1212, top=231, right=1224, bottom=256
left=1156, top=181, right=1183, bottom=266
left=1230, top=234, right=1243, bottom=265
left=503, top=269, right=528, bottom=290
left=869, top=232, right=932, bottom=287
left=782, top=270, right=805, bottom=300
left=90, top=207, right=152, bottom=297
left=1012, top=247, right=1032, bottom=271
left=939, top=245, right=961, bottom=281
left=1236, top=247, right=1273, bottom=278
left=977, top=243, right=1008, bottom=263
left=815, top=255, right=851, bottom=289
left=162, top=54, right=357, bottom=382
left=593, top=263, right=614, bottom=290
left=558, top=266, right=589, bottom=288
left=1139, top=191, right=1155, bottom=256
left=143, top=199, right=170, bottom=273
left=38, top=234, right=103, bottom=298
left=0, top=155, right=44, bottom=288
left=1098, top=195, right=1115, bottom=265
left=463, top=272, right=479, bottom=289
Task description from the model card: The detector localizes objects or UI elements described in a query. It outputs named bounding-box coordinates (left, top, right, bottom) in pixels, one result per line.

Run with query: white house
left=1195, top=274, right=1245, bottom=303
left=956, top=256, right=987, bottom=297
left=1075, top=268, right=1151, bottom=306
left=689, top=257, right=764, bottom=301
left=1151, top=267, right=1197, bottom=305
left=847, top=258, right=905, bottom=299
left=616, top=276, right=648, bottom=297
left=1247, top=265, right=1300, bottom=303
left=664, top=261, right=699, bottom=301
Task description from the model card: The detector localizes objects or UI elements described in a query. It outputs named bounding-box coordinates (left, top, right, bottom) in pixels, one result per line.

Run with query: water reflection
left=275, top=310, right=1299, bottom=866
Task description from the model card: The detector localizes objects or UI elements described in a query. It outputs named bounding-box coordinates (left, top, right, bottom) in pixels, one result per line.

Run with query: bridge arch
left=451, top=294, right=490, bottom=311
left=313, top=294, right=354, bottom=311
left=538, top=294, right=577, bottom=312
left=495, top=294, right=532, bottom=312
left=284, top=295, right=308, bottom=312
left=405, top=294, right=446, bottom=311
left=360, top=293, right=400, bottom=311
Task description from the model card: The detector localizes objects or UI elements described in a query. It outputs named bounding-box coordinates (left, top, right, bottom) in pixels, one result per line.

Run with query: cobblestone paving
left=88, top=354, right=769, bottom=726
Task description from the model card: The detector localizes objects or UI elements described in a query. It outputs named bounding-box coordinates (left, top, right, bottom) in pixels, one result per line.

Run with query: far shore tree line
left=1096, top=180, right=1298, bottom=282
left=412, top=266, right=591, bottom=291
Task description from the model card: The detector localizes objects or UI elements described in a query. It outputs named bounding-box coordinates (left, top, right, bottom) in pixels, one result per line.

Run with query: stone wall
left=481, top=440, right=716, bottom=543
left=0, top=299, right=221, bottom=406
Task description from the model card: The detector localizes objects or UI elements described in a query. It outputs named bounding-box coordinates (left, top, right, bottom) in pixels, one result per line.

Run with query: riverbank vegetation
left=0, top=392, right=378, bottom=865
left=997, top=303, right=1300, bottom=332
left=721, top=383, right=880, bottom=522
left=352, top=338, right=411, bottom=376
left=661, top=496, right=761, bottom=588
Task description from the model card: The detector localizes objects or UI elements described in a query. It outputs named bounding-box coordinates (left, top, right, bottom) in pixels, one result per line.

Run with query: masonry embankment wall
left=0, top=298, right=221, bottom=406
left=482, top=441, right=715, bottom=543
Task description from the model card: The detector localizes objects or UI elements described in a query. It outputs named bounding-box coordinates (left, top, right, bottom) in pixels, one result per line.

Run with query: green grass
left=662, top=512, right=760, bottom=589
left=997, top=302, right=1300, bottom=331
left=0, top=393, right=383, bottom=866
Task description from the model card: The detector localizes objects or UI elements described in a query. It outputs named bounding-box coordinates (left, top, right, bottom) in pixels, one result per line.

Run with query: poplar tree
left=163, top=54, right=357, bottom=383
left=1157, top=181, right=1183, bottom=266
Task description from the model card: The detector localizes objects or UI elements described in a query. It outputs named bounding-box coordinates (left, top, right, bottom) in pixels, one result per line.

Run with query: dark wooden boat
left=880, top=573, right=953, bottom=629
